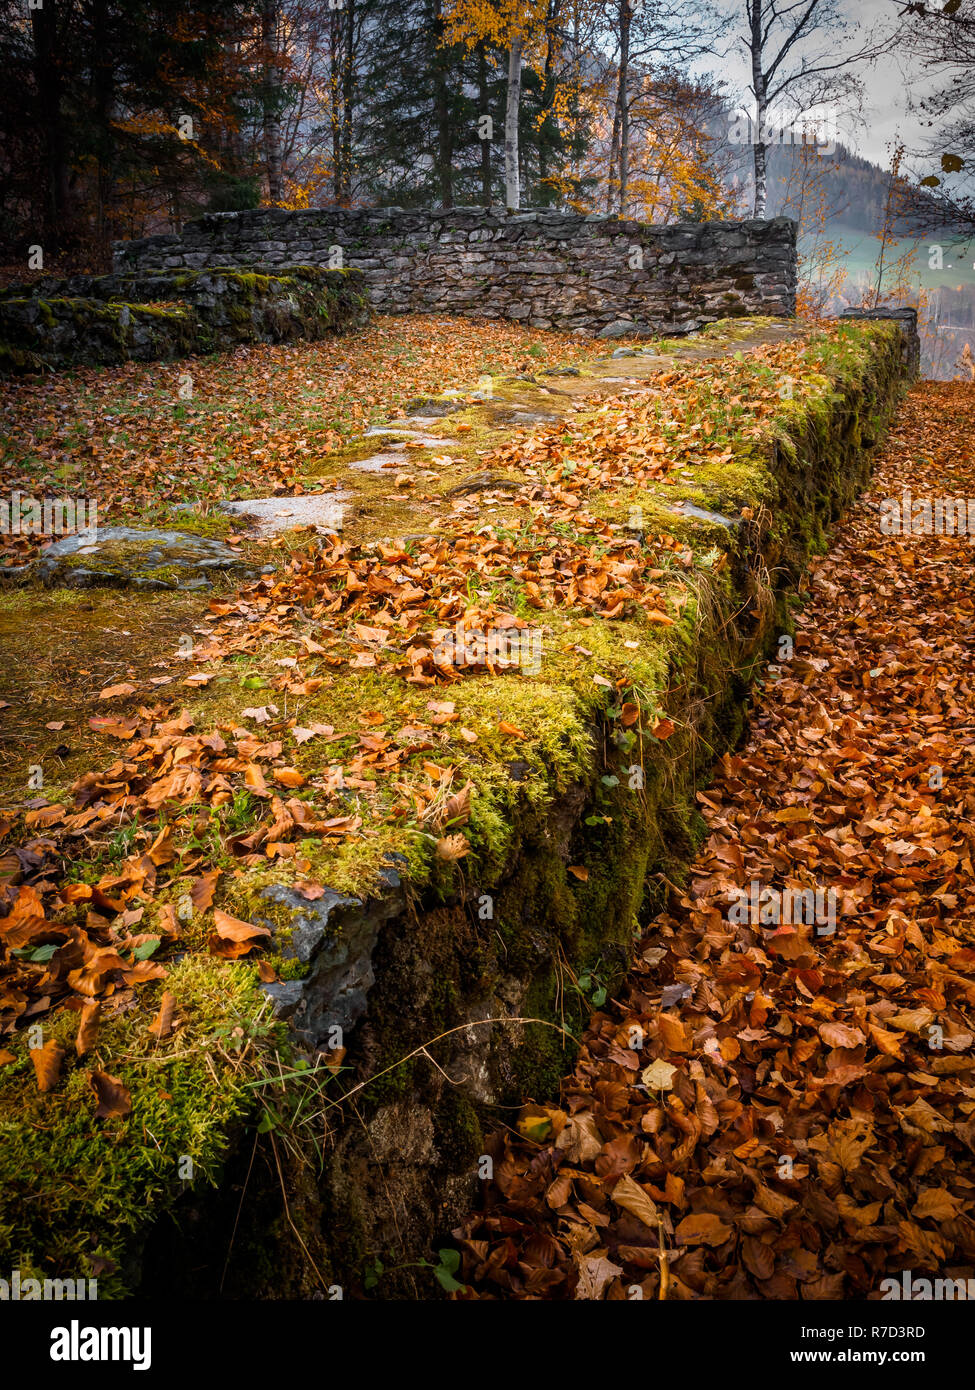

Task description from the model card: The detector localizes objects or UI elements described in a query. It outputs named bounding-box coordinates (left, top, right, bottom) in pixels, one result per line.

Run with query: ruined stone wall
left=840, top=306, right=921, bottom=379
left=0, top=266, right=368, bottom=373
left=113, top=208, right=797, bottom=337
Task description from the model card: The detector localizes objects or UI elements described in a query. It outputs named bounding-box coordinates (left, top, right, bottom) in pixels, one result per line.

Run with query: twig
left=657, top=1216, right=671, bottom=1301
left=321, top=1016, right=572, bottom=1113
left=221, top=1128, right=259, bottom=1296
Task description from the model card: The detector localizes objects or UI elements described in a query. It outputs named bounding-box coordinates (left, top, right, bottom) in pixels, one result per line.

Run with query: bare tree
left=736, top=0, right=868, bottom=217
left=600, top=0, right=718, bottom=217
left=893, top=0, right=975, bottom=236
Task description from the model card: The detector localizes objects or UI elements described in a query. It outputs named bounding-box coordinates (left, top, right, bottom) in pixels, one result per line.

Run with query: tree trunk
left=753, top=135, right=768, bottom=218
left=478, top=44, right=492, bottom=206
left=341, top=0, right=356, bottom=202
left=31, top=0, right=71, bottom=252
left=504, top=28, right=523, bottom=211
left=432, top=0, right=453, bottom=207
left=618, top=0, right=631, bottom=217
left=91, top=0, right=114, bottom=254
left=607, top=98, right=620, bottom=214
left=749, top=0, right=768, bottom=217
left=263, top=0, right=284, bottom=203
left=330, top=8, right=343, bottom=202
left=536, top=5, right=550, bottom=204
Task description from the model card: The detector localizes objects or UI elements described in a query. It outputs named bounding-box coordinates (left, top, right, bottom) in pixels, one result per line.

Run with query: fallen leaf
left=30, top=1041, right=65, bottom=1093
left=148, top=992, right=176, bottom=1041
left=90, top=1069, right=132, bottom=1119
left=75, top=1003, right=100, bottom=1057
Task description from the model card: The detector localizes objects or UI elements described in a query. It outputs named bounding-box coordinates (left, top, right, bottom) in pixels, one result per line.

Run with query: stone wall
left=0, top=265, right=369, bottom=373
left=840, top=306, right=921, bottom=380
left=113, top=208, right=798, bottom=337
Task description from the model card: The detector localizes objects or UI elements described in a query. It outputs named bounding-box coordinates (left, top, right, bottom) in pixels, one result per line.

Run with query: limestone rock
left=255, top=870, right=405, bottom=1048
left=30, top=527, right=260, bottom=590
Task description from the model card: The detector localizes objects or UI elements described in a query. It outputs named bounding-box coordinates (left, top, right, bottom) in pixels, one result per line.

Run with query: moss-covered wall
left=133, top=323, right=909, bottom=1300
left=0, top=266, right=370, bottom=374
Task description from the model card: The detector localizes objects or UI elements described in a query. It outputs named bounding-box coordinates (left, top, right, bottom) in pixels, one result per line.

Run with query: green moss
left=0, top=955, right=268, bottom=1294
left=304, top=433, right=407, bottom=474
left=0, top=267, right=368, bottom=374
left=157, top=510, right=235, bottom=540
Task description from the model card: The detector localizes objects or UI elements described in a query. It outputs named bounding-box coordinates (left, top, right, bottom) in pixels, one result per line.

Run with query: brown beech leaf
left=190, top=869, right=221, bottom=912
left=819, top=1021, right=866, bottom=1049
left=674, top=1213, right=733, bottom=1247
left=273, top=766, right=306, bottom=788
left=442, top=780, right=473, bottom=828
left=90, top=1069, right=132, bottom=1119
left=912, top=1188, right=963, bottom=1222
left=98, top=682, right=137, bottom=701
left=157, top=903, right=179, bottom=937
left=75, top=1002, right=100, bottom=1057
left=208, top=908, right=271, bottom=958
left=436, top=833, right=469, bottom=862
left=148, top=992, right=176, bottom=1041
left=30, top=1041, right=65, bottom=1093
left=611, top=1173, right=660, bottom=1231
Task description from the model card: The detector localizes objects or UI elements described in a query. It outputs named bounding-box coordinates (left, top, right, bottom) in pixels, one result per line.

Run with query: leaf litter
left=454, top=381, right=975, bottom=1300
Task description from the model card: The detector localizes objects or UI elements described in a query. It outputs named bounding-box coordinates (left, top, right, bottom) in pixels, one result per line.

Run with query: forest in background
left=0, top=0, right=744, bottom=262
left=1, top=0, right=973, bottom=376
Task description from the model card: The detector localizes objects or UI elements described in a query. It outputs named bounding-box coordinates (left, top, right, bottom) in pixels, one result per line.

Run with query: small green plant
left=224, top=788, right=260, bottom=832
left=106, top=823, right=139, bottom=863
left=363, top=1247, right=466, bottom=1294
left=576, top=970, right=608, bottom=1009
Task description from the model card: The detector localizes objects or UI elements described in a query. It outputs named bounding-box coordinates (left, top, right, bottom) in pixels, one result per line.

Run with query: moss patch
left=0, top=955, right=268, bottom=1293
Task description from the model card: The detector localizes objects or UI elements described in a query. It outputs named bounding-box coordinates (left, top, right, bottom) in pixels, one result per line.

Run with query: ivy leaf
left=434, top=1249, right=466, bottom=1293
left=131, top=937, right=162, bottom=961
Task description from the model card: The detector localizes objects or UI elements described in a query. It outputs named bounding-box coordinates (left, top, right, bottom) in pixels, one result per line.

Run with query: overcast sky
left=708, top=0, right=949, bottom=174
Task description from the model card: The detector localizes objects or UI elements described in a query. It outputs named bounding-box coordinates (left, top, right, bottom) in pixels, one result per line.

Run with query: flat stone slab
left=403, top=397, right=467, bottom=418
left=348, top=451, right=409, bottom=474
left=446, top=470, right=522, bottom=498
left=364, top=427, right=453, bottom=447
left=484, top=406, right=558, bottom=427
left=384, top=416, right=447, bottom=430
left=669, top=501, right=742, bottom=528
left=221, top=492, right=349, bottom=535
left=29, top=527, right=260, bottom=590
